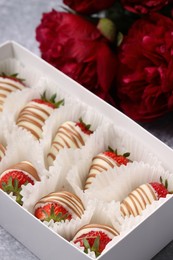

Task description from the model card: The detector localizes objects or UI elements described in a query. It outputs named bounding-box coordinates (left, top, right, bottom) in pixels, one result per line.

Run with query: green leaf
left=83, top=238, right=90, bottom=254
left=165, top=179, right=168, bottom=189
left=92, top=236, right=100, bottom=251
left=123, top=152, right=130, bottom=158
left=55, top=99, right=64, bottom=108
left=50, top=93, right=57, bottom=103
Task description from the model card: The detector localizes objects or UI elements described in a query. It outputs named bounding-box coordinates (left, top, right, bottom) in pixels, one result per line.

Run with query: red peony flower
left=121, top=0, right=170, bottom=14
left=117, top=13, right=173, bottom=122
left=36, top=10, right=117, bottom=104
left=63, top=0, right=116, bottom=15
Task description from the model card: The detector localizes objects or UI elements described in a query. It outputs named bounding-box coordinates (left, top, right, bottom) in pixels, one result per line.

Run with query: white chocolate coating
left=120, top=183, right=158, bottom=217
left=47, top=121, right=89, bottom=165
left=0, top=77, right=25, bottom=112
left=0, top=161, right=40, bottom=182
left=16, top=101, right=54, bottom=139
left=73, top=224, right=119, bottom=242
left=84, top=153, right=118, bottom=190
left=0, top=143, right=6, bottom=161
left=34, top=191, right=85, bottom=219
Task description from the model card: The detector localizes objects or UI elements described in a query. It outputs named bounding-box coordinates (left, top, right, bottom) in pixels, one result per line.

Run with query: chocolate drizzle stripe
left=0, top=81, right=23, bottom=90
left=86, top=173, right=96, bottom=179
left=76, top=224, right=119, bottom=237
left=52, top=141, right=64, bottom=149
left=84, top=181, right=92, bottom=188
left=57, top=129, right=80, bottom=148
left=18, top=110, right=46, bottom=122
left=13, top=161, right=40, bottom=181
left=121, top=199, right=135, bottom=216
left=131, top=191, right=145, bottom=210
left=129, top=194, right=140, bottom=215
left=138, top=185, right=152, bottom=204
left=138, top=186, right=151, bottom=204
left=42, top=192, right=85, bottom=215
left=52, top=144, right=60, bottom=152
left=136, top=188, right=147, bottom=207
left=0, top=144, right=6, bottom=154
left=89, top=164, right=108, bottom=173
left=54, top=191, right=83, bottom=204
left=22, top=104, right=51, bottom=117
left=17, top=124, right=40, bottom=139
left=47, top=153, right=56, bottom=160
left=57, top=195, right=84, bottom=215
left=55, top=134, right=71, bottom=148
left=56, top=123, right=84, bottom=146
left=0, top=94, right=7, bottom=98
left=92, top=155, right=116, bottom=169
left=120, top=205, right=126, bottom=217
left=0, top=86, right=12, bottom=92
left=17, top=117, right=43, bottom=129
left=66, top=124, right=85, bottom=146
left=40, top=195, right=83, bottom=217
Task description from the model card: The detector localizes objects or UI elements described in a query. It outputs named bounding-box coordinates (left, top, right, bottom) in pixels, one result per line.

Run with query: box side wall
left=0, top=41, right=14, bottom=60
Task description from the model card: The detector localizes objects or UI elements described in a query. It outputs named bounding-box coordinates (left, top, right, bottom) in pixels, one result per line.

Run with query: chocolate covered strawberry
left=120, top=178, right=169, bottom=217
left=34, top=191, right=85, bottom=222
left=0, top=143, right=6, bottom=161
left=0, top=72, right=25, bottom=112
left=72, top=224, right=119, bottom=257
left=16, top=92, right=64, bottom=140
left=0, top=161, right=40, bottom=205
left=47, top=118, right=93, bottom=166
left=84, top=147, right=131, bottom=190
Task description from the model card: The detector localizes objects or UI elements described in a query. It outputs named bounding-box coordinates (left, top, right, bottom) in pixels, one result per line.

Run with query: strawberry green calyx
left=79, top=118, right=91, bottom=131
left=0, top=72, right=25, bottom=83
left=83, top=236, right=101, bottom=258
left=107, top=146, right=130, bottom=158
left=42, top=205, right=69, bottom=222
left=76, top=118, right=93, bottom=135
left=1, top=177, right=27, bottom=205
left=41, top=91, right=64, bottom=108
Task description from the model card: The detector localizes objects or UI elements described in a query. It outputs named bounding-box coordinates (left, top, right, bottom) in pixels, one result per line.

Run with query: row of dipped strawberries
left=0, top=70, right=171, bottom=258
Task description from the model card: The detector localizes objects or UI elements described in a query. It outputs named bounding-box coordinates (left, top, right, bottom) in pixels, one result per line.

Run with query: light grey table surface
left=0, top=0, right=173, bottom=259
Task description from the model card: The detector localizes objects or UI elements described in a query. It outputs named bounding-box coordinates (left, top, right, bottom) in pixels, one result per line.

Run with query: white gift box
left=0, top=41, right=173, bottom=260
